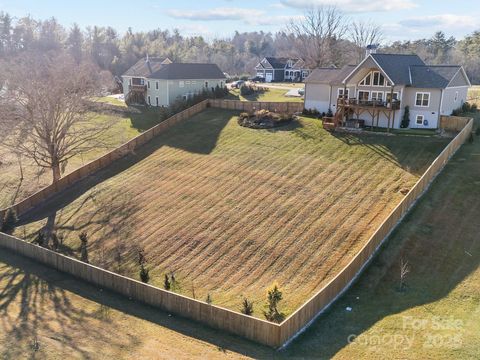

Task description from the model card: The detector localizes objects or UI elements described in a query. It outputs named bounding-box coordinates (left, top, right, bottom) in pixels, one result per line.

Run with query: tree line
left=0, top=9, right=479, bottom=82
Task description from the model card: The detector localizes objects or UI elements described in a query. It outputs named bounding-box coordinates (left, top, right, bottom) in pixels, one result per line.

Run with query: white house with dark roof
left=304, top=53, right=471, bottom=129
left=255, top=57, right=310, bottom=83
left=122, top=57, right=226, bottom=106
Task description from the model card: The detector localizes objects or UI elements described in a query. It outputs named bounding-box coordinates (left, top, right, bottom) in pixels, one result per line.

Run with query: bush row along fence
left=0, top=109, right=473, bottom=348
left=209, top=99, right=304, bottom=114
left=276, top=115, right=474, bottom=346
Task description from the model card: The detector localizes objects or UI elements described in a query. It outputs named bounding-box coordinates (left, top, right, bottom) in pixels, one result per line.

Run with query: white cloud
left=166, top=7, right=264, bottom=21
left=280, top=0, right=417, bottom=13
left=399, top=14, right=478, bottom=29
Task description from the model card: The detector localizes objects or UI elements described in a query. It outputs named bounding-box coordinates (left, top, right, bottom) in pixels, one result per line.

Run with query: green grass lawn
left=227, top=88, right=303, bottom=102
left=0, top=105, right=164, bottom=208
left=16, top=108, right=447, bottom=317
left=94, top=96, right=127, bottom=107
left=2, top=111, right=477, bottom=359
left=364, top=127, right=439, bottom=136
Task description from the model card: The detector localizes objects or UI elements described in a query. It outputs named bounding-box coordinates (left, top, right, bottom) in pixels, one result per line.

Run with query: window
left=386, top=92, right=400, bottom=102
left=359, top=73, right=371, bottom=86
left=192, top=81, right=197, bottom=85
left=358, top=91, right=370, bottom=102
left=147, top=81, right=150, bottom=89
left=359, top=71, right=387, bottom=86
left=338, top=88, right=349, bottom=99
left=371, top=91, right=384, bottom=101
left=156, top=97, right=159, bottom=106
left=155, top=82, right=159, bottom=90
left=416, top=115, right=424, bottom=125
left=182, top=95, right=188, bottom=101
left=454, top=91, right=458, bottom=102
left=415, top=92, right=430, bottom=107
left=147, top=95, right=151, bottom=105
left=128, top=78, right=132, bottom=86
left=179, top=81, right=185, bottom=88
left=186, top=81, right=191, bottom=85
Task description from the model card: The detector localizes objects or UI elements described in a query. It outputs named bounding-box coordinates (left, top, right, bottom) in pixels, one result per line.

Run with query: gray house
left=255, top=57, right=310, bottom=83
left=304, top=53, right=471, bottom=129
left=122, top=57, right=226, bottom=106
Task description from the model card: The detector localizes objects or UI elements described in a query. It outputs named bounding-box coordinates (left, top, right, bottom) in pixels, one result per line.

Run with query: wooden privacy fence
left=0, top=106, right=473, bottom=348
left=277, top=116, right=474, bottom=345
left=0, top=232, right=282, bottom=347
left=209, top=99, right=304, bottom=114
left=439, top=115, right=471, bottom=132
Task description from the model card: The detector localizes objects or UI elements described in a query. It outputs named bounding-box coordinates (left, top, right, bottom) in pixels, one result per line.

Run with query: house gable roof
left=409, top=65, right=461, bottom=89
left=149, top=63, right=226, bottom=80
left=306, top=65, right=356, bottom=85
left=342, top=53, right=470, bottom=89
left=369, top=53, right=425, bottom=85
left=123, top=57, right=172, bottom=77
left=261, top=57, right=304, bottom=69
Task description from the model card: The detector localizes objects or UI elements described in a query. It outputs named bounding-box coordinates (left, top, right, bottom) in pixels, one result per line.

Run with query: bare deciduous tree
left=287, top=6, right=348, bottom=68
left=0, top=51, right=111, bottom=182
left=349, top=20, right=383, bottom=64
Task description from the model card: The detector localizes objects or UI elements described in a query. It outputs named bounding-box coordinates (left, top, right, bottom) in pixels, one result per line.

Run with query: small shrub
left=79, top=232, right=89, bottom=263
left=240, top=85, right=255, bottom=96
left=206, top=293, right=213, bottom=304
left=140, top=264, right=150, bottom=283
left=401, top=106, right=410, bottom=128
left=164, top=274, right=171, bottom=290
left=326, top=108, right=333, bottom=117
left=1, top=209, right=17, bottom=234
left=462, top=102, right=471, bottom=113
left=263, top=283, right=285, bottom=323
left=34, top=231, right=46, bottom=247
left=451, top=108, right=462, bottom=116
left=241, top=298, right=254, bottom=316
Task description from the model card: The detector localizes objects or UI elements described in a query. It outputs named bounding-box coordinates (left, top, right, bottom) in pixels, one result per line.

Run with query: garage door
left=265, top=73, right=273, bottom=82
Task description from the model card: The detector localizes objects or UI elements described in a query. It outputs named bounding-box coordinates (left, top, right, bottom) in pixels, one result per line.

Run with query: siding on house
left=441, top=86, right=469, bottom=116
left=304, top=53, right=471, bottom=129
left=448, top=69, right=470, bottom=87
left=403, top=87, right=442, bottom=128
left=305, top=83, right=331, bottom=112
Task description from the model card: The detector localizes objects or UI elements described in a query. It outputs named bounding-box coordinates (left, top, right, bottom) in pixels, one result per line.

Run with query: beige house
left=122, top=57, right=226, bottom=106
left=305, top=53, right=471, bottom=129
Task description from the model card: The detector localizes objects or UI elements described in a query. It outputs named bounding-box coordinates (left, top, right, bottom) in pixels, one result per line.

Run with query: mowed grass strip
left=17, top=109, right=449, bottom=316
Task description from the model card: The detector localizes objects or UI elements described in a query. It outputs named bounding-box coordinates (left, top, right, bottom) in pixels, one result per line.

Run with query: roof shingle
left=149, top=63, right=226, bottom=80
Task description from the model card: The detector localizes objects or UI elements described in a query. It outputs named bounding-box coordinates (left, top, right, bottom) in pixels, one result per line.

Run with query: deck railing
left=337, top=97, right=401, bottom=110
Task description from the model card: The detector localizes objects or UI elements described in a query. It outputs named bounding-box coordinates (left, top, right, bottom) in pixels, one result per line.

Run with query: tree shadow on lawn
left=0, top=250, right=138, bottom=359
left=281, top=140, right=480, bottom=359
left=332, top=131, right=450, bottom=176
left=18, top=109, right=234, bottom=225
left=0, top=249, right=274, bottom=358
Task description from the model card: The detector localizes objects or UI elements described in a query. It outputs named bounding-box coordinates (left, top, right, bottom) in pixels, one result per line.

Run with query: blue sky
left=1, top=0, right=478, bottom=42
